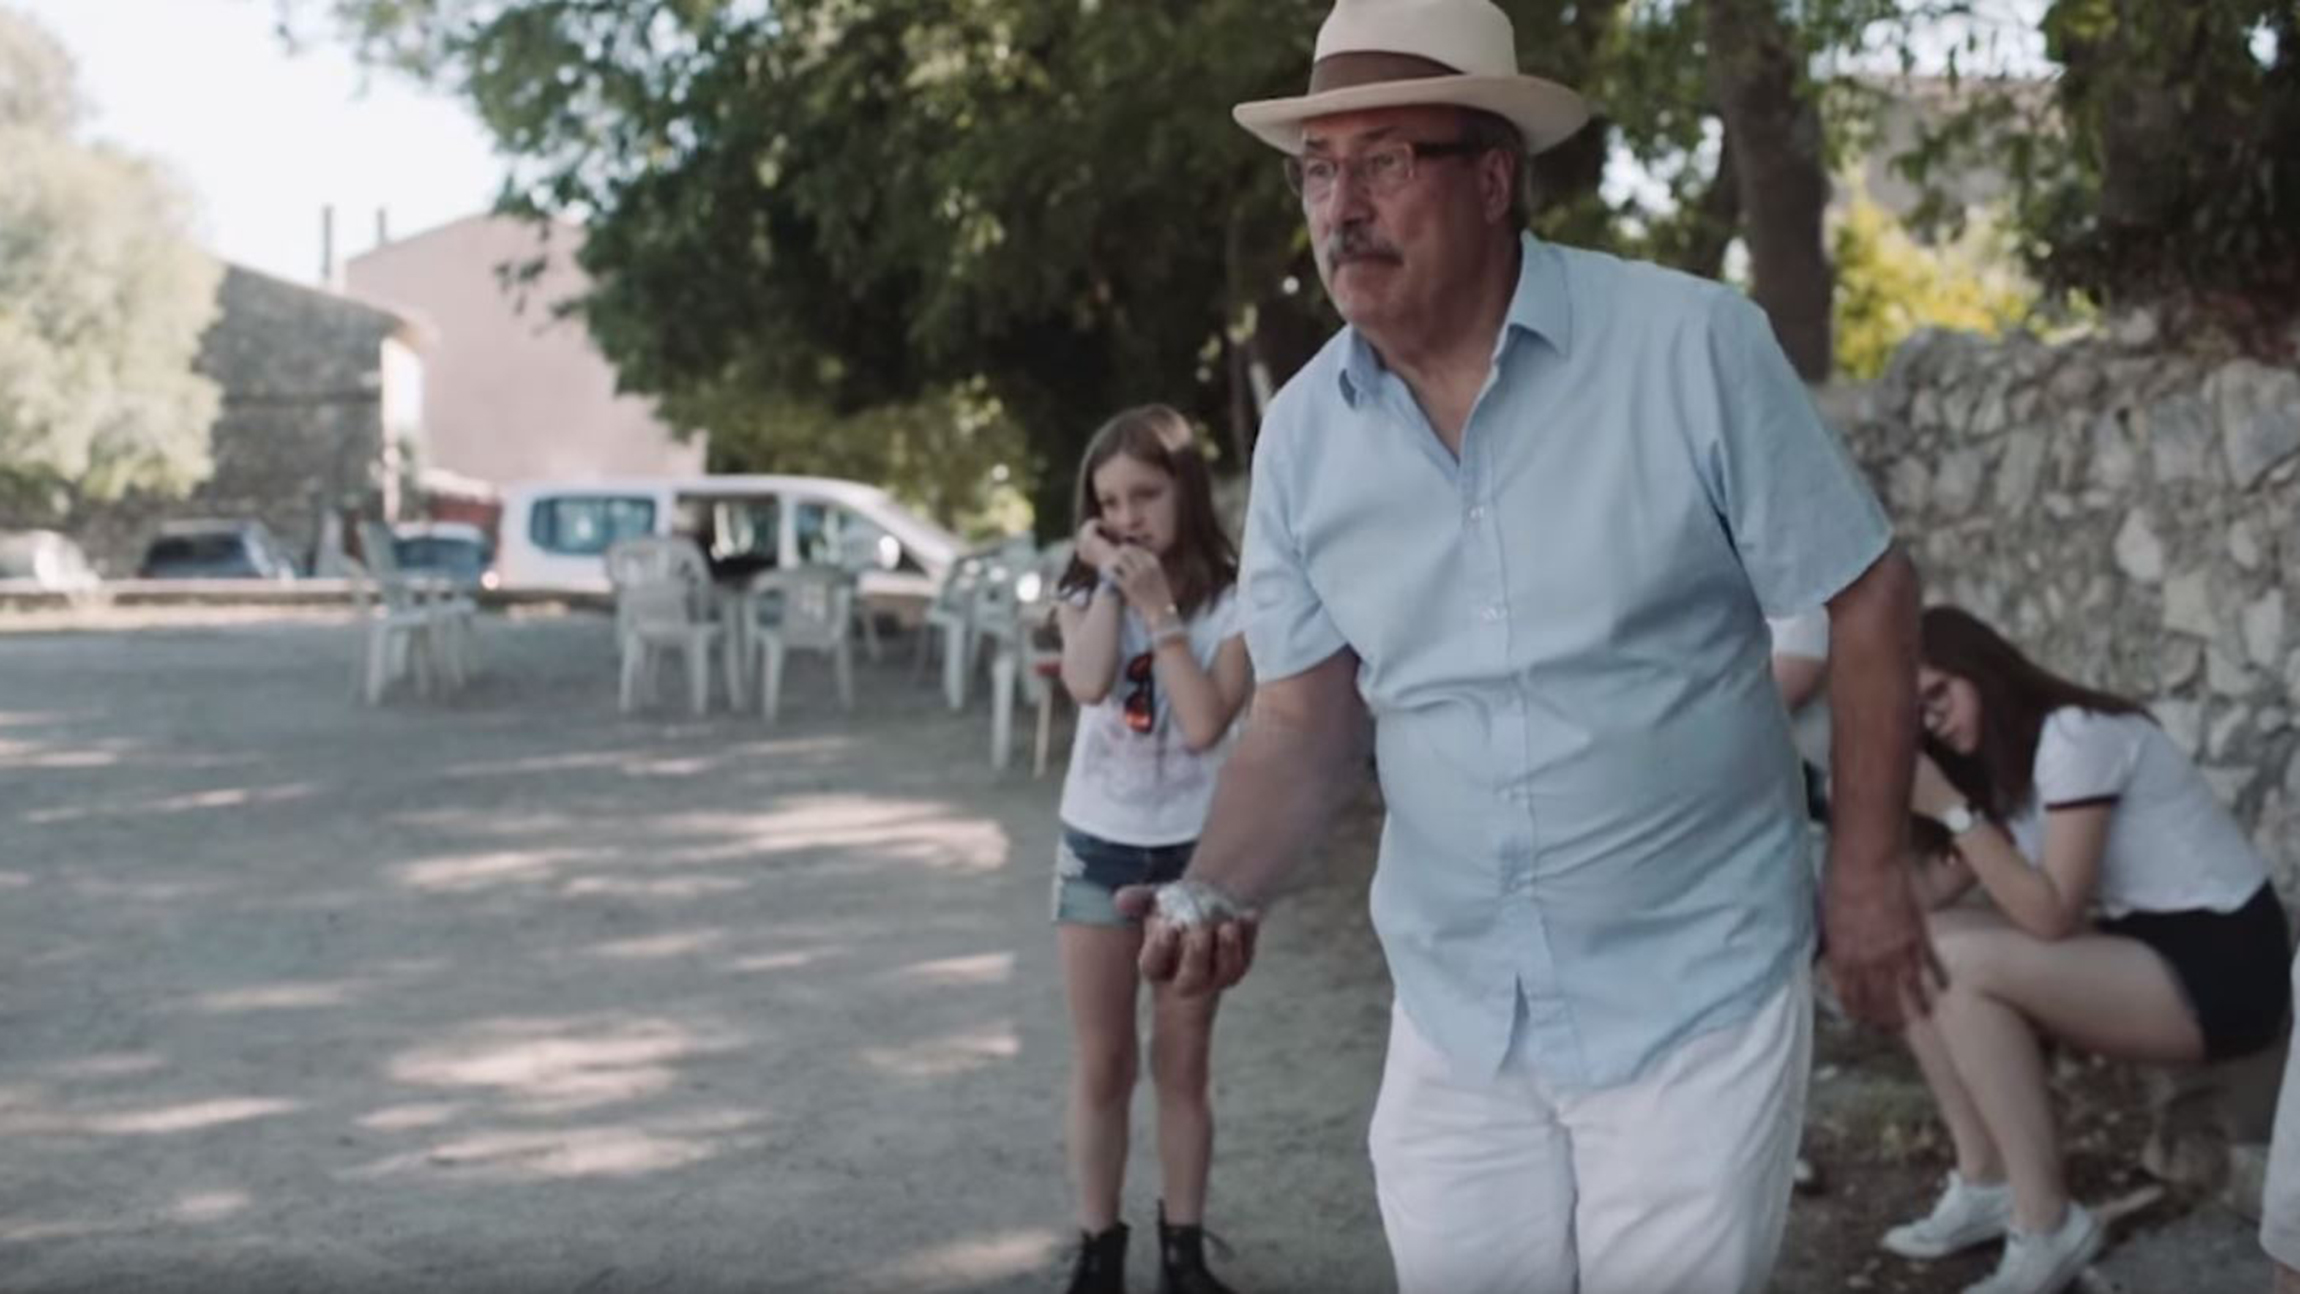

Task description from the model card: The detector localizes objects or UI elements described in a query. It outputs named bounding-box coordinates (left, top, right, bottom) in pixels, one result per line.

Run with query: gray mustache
left=1326, top=228, right=1401, bottom=264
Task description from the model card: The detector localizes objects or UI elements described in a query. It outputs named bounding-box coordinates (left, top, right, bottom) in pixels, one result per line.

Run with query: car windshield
left=394, top=536, right=489, bottom=577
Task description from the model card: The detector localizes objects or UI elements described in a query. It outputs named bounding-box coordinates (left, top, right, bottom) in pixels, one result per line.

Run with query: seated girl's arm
left=1910, top=843, right=1979, bottom=911
left=1057, top=591, right=1124, bottom=705
left=1954, top=805, right=2110, bottom=940
left=1153, top=632, right=1252, bottom=753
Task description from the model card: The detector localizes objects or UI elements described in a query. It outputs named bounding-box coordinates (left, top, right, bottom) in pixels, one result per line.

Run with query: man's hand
left=1115, top=884, right=1260, bottom=996
left=1822, top=859, right=1946, bottom=1030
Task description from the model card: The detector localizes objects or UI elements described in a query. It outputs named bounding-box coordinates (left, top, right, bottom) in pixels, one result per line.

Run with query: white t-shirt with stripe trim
left=2005, top=706, right=2268, bottom=919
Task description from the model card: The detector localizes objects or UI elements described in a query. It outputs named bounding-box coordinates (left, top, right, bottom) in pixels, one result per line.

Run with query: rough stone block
left=2211, top=359, right=2300, bottom=490
left=2115, top=510, right=2166, bottom=583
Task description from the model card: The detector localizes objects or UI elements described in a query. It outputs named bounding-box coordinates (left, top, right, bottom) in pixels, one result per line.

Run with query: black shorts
left=2098, top=883, right=2292, bottom=1061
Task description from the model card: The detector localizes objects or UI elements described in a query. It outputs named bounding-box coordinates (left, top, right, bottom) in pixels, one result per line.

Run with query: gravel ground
left=0, top=607, right=2271, bottom=1292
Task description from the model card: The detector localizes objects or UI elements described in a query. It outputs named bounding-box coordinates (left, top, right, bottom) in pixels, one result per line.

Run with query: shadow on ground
left=0, top=609, right=2271, bottom=1292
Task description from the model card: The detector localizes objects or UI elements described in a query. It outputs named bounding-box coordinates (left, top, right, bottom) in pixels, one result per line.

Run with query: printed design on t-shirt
left=1076, top=698, right=1213, bottom=806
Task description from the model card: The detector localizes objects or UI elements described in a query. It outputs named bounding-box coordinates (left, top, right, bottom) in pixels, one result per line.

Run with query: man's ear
left=1479, top=150, right=1515, bottom=224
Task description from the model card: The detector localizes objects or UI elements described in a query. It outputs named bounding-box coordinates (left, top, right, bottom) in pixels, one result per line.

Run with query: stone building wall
left=57, top=265, right=406, bottom=575
left=1837, top=324, right=2300, bottom=892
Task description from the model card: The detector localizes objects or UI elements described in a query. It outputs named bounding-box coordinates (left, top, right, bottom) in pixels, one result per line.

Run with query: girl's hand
left=1107, top=546, right=1176, bottom=622
left=1911, top=751, right=1964, bottom=820
left=1074, top=519, right=1120, bottom=573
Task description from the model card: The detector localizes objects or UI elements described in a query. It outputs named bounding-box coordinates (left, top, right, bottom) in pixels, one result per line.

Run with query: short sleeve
left=2034, top=708, right=2140, bottom=809
left=1239, top=421, right=1347, bottom=682
left=1767, top=608, right=1829, bottom=661
left=1197, top=584, right=1244, bottom=647
left=1702, top=293, right=1895, bottom=617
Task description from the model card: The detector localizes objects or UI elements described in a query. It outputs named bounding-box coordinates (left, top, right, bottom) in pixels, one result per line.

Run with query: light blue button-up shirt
left=1242, top=233, right=1892, bottom=1089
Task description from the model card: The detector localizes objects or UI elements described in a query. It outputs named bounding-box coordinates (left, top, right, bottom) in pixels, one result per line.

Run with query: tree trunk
left=1677, top=132, right=1741, bottom=282
left=1702, top=0, right=1833, bottom=380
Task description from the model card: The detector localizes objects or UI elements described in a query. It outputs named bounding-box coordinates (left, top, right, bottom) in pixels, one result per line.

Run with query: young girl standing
left=1051, top=405, right=1252, bottom=1294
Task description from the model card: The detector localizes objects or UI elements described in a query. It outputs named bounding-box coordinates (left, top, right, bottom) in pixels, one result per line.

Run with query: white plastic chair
left=988, top=630, right=1065, bottom=776
left=346, top=558, right=437, bottom=705
left=608, top=536, right=732, bottom=716
left=914, top=554, right=987, bottom=711
left=750, top=565, right=855, bottom=725
left=360, top=520, right=477, bottom=689
left=984, top=540, right=1073, bottom=774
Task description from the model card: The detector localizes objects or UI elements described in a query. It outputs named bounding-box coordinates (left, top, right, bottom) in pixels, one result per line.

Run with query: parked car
left=0, top=529, right=102, bottom=597
left=137, top=519, right=299, bottom=581
left=389, top=520, right=496, bottom=590
left=495, top=475, right=963, bottom=616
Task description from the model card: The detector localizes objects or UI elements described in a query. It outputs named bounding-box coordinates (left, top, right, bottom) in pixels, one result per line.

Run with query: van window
left=707, top=497, right=781, bottom=564
left=530, top=496, right=656, bottom=555
left=795, top=501, right=925, bottom=575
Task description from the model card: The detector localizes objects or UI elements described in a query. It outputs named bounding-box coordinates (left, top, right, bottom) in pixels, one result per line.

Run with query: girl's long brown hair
left=1056, top=404, right=1238, bottom=619
left=1920, top=605, right=2149, bottom=820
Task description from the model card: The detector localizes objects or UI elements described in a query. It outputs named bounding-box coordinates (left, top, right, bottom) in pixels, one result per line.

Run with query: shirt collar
left=1336, top=233, right=1573, bottom=407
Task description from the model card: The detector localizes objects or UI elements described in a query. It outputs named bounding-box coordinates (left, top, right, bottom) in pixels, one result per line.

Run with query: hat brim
left=1233, top=74, right=1590, bottom=156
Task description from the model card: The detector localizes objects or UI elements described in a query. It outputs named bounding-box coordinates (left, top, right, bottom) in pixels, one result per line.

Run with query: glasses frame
left=1283, top=137, right=1487, bottom=203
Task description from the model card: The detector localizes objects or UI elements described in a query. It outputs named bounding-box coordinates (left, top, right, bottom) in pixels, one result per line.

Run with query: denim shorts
left=1051, top=828, right=1196, bottom=927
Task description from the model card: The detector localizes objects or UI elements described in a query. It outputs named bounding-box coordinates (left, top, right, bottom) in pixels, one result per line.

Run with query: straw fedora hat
left=1232, top=0, right=1590, bottom=156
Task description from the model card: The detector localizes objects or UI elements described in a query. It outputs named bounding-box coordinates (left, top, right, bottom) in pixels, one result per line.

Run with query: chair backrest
left=750, top=565, right=852, bottom=649
left=357, top=521, right=401, bottom=579
left=617, top=577, right=702, bottom=633
left=343, top=557, right=379, bottom=614
left=354, top=521, right=432, bottom=613
left=608, top=535, right=712, bottom=629
left=606, top=535, right=709, bottom=589
left=924, top=552, right=986, bottom=619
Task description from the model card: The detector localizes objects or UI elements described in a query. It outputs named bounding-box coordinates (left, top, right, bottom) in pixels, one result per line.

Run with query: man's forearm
left=1827, top=549, right=1921, bottom=873
left=1184, top=700, right=1371, bottom=907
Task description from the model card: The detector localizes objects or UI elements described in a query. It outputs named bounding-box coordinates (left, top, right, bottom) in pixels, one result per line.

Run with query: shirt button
left=1467, top=505, right=1487, bottom=522
left=1480, top=605, right=1504, bottom=622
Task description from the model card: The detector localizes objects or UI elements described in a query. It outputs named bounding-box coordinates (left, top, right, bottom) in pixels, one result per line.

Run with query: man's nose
left=1312, top=174, right=1375, bottom=229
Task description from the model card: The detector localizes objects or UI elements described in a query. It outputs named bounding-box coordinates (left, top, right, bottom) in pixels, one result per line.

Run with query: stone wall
left=1837, top=324, right=2300, bottom=892
left=42, top=266, right=405, bottom=575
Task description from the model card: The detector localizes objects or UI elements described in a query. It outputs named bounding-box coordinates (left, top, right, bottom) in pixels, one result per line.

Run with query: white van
left=495, top=476, right=965, bottom=616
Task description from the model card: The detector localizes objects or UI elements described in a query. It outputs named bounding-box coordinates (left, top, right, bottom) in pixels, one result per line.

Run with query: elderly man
left=1120, top=0, right=1933, bottom=1290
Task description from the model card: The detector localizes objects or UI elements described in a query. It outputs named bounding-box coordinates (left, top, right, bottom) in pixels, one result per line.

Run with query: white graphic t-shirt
left=1058, top=585, right=1243, bottom=847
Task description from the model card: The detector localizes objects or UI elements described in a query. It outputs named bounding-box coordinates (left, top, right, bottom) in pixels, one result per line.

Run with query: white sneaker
left=1881, top=1172, right=2013, bottom=1259
left=1962, top=1202, right=2105, bottom=1294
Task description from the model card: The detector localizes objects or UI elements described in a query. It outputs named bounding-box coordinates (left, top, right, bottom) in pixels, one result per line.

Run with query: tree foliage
left=1832, top=185, right=2036, bottom=380
left=317, top=1, right=2266, bottom=523
left=0, top=6, right=222, bottom=515
left=1884, top=0, right=2300, bottom=337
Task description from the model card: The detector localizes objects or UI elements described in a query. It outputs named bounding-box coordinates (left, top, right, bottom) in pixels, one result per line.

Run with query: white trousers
left=1368, top=968, right=1811, bottom=1294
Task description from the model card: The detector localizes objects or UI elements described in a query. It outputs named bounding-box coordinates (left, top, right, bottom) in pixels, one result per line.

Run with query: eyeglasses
left=1122, top=651, right=1156, bottom=734
left=1283, top=138, right=1485, bottom=203
left=1919, top=678, right=1954, bottom=729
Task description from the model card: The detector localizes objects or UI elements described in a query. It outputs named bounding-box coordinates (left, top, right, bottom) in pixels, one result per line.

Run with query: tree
left=0, top=6, right=221, bottom=518
left=1704, top=0, right=1836, bottom=378
left=1883, top=0, right=2300, bottom=337
left=293, top=0, right=1887, bottom=530
left=1832, top=186, right=2037, bottom=380
left=2039, top=0, right=2300, bottom=325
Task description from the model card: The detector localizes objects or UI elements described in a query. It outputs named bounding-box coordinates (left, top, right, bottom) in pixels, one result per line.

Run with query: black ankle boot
left=1063, top=1220, right=1127, bottom=1294
left=1157, top=1202, right=1236, bottom=1294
